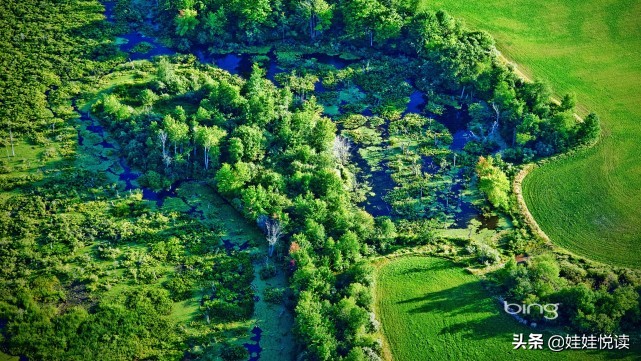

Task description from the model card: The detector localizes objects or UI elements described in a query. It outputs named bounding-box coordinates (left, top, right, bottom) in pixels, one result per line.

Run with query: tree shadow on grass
left=395, top=281, right=641, bottom=359
left=398, top=260, right=452, bottom=276
left=398, top=282, right=508, bottom=340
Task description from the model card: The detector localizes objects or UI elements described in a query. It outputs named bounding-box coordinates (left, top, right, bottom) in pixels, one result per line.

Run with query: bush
left=138, top=170, right=171, bottom=191
left=220, top=343, right=248, bottom=361
left=466, top=242, right=501, bottom=265
left=263, top=287, right=285, bottom=304
left=259, top=263, right=277, bottom=280
left=164, top=276, right=194, bottom=301
left=203, top=299, right=246, bottom=322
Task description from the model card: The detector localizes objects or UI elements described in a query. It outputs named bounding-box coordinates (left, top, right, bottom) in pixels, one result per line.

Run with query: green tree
left=298, top=0, right=334, bottom=39
left=294, top=291, right=337, bottom=361
left=203, top=8, right=227, bottom=41
left=576, top=113, right=600, bottom=145
left=140, top=89, right=158, bottom=110
left=232, top=125, right=265, bottom=161
left=163, top=115, right=189, bottom=155
left=195, top=125, right=227, bottom=169
left=232, top=0, right=272, bottom=40
left=215, top=162, right=252, bottom=195
left=228, top=137, right=244, bottom=163
left=175, top=9, right=199, bottom=37
left=343, top=0, right=401, bottom=46
left=476, top=156, right=510, bottom=211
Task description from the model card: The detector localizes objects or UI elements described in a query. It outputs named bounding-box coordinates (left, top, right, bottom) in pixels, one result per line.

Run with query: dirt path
left=512, top=164, right=552, bottom=244
left=497, top=51, right=584, bottom=122
left=498, top=50, right=589, bottom=248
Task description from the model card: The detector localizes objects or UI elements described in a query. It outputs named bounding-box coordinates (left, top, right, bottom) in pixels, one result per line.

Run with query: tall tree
left=298, top=0, right=333, bottom=40
left=195, top=125, right=227, bottom=169
left=476, top=156, right=510, bottom=211
left=163, top=115, right=189, bottom=155
left=175, top=8, right=199, bottom=37
left=265, top=218, right=284, bottom=257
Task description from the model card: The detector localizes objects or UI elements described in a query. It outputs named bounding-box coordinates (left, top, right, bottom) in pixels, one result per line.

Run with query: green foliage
left=175, top=8, right=199, bottom=36
left=466, top=242, right=501, bottom=265
left=259, top=263, right=277, bottom=280
left=496, top=255, right=641, bottom=334
left=0, top=0, right=118, bottom=136
left=220, top=343, right=249, bottom=361
left=2, top=0, right=624, bottom=358
left=476, top=156, right=510, bottom=211
left=264, top=287, right=286, bottom=304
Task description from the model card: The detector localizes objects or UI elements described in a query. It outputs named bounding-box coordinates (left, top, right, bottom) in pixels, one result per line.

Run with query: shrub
left=259, top=263, right=277, bottom=280
left=467, top=242, right=501, bottom=265
left=263, top=287, right=285, bottom=304
left=220, top=343, right=248, bottom=361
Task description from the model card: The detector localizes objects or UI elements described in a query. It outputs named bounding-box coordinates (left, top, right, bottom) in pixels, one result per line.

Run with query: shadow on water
left=265, top=50, right=281, bottom=82
left=422, top=105, right=500, bottom=229
left=98, top=140, right=114, bottom=148
left=103, top=1, right=115, bottom=20
left=195, top=52, right=253, bottom=77
left=244, top=326, right=263, bottom=361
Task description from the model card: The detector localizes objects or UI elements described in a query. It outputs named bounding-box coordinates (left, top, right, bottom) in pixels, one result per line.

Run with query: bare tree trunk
left=265, top=218, right=283, bottom=257
left=204, top=146, right=210, bottom=170
left=159, top=131, right=168, bottom=158
left=491, top=102, right=500, bottom=124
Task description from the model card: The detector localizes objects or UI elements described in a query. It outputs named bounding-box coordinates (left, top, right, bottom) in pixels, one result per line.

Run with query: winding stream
left=78, top=3, right=297, bottom=360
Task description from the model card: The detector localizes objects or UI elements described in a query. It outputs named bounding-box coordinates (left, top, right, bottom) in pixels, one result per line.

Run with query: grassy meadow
left=374, top=256, right=638, bottom=360
left=420, top=0, right=641, bottom=267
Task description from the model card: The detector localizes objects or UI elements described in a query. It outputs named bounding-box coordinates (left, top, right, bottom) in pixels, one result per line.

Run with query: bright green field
left=374, top=256, right=638, bottom=360
left=420, top=0, right=641, bottom=267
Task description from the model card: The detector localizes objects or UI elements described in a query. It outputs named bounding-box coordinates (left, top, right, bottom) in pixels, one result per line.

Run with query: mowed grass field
left=420, top=0, right=641, bottom=268
left=374, top=256, right=638, bottom=360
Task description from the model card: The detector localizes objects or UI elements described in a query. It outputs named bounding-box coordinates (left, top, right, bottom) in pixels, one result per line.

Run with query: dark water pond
left=103, top=1, right=115, bottom=20
left=118, top=33, right=175, bottom=60
left=405, top=90, right=425, bottom=114
left=196, top=51, right=254, bottom=77
left=353, top=151, right=394, bottom=217
left=302, top=53, right=356, bottom=69
left=195, top=50, right=286, bottom=83
left=435, top=106, right=473, bottom=151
